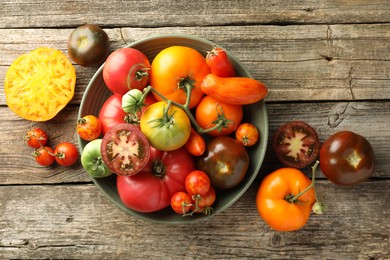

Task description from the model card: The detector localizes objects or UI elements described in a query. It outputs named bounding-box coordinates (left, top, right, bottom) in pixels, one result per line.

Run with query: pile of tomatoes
left=74, top=33, right=268, bottom=216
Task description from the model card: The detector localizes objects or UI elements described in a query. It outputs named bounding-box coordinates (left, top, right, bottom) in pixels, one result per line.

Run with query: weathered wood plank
left=1, top=101, right=388, bottom=185
left=0, top=181, right=388, bottom=259
left=1, top=24, right=389, bottom=105
left=1, top=0, right=390, bottom=29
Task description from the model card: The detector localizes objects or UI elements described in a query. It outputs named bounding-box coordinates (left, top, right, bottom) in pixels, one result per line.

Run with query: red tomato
left=25, top=127, right=48, bottom=148
left=54, top=142, right=79, bottom=166
left=195, top=95, right=243, bottom=137
left=76, top=115, right=102, bottom=141
left=103, top=48, right=151, bottom=95
left=117, top=146, right=195, bottom=213
left=185, top=170, right=211, bottom=196
left=185, top=128, right=206, bottom=156
left=150, top=46, right=210, bottom=109
left=320, top=131, right=375, bottom=186
left=206, top=47, right=235, bottom=77
left=170, top=191, right=193, bottom=215
left=98, top=94, right=128, bottom=135
left=191, top=186, right=216, bottom=214
left=33, top=146, right=55, bottom=167
left=256, top=168, right=316, bottom=231
left=101, top=123, right=150, bottom=176
left=235, top=123, right=259, bottom=147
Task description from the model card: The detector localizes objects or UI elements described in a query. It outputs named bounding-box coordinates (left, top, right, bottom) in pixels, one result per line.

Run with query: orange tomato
left=195, top=95, right=243, bottom=137
left=150, top=46, right=210, bottom=109
left=185, top=128, right=206, bottom=156
left=201, top=74, right=268, bottom=105
left=256, top=168, right=316, bottom=231
left=235, top=123, right=259, bottom=147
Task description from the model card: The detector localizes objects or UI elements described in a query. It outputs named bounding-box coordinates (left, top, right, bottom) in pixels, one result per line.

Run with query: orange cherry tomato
left=201, top=74, right=268, bottom=105
left=76, top=115, right=102, bottom=141
left=150, top=46, right=210, bottom=109
left=195, top=95, right=243, bottom=137
left=185, top=128, right=206, bottom=156
left=256, top=168, right=316, bottom=231
left=235, top=123, right=259, bottom=147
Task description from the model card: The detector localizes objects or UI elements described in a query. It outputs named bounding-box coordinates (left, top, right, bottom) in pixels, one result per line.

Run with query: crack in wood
left=326, top=25, right=333, bottom=47
left=327, top=102, right=350, bottom=128
left=348, top=65, right=356, bottom=100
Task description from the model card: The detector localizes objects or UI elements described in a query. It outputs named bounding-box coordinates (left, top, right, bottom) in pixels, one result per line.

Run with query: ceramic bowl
left=78, top=35, right=268, bottom=224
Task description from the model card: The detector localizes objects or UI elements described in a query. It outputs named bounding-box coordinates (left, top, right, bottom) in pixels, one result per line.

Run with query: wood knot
left=269, top=234, right=282, bottom=247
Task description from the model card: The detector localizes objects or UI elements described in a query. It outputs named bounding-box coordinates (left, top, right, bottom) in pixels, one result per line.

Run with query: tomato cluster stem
left=286, top=161, right=325, bottom=214
left=142, top=85, right=229, bottom=134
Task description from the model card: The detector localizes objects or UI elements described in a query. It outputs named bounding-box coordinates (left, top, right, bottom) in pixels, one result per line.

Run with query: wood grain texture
left=1, top=0, right=390, bottom=29
left=1, top=24, right=389, bottom=104
left=0, top=181, right=388, bottom=259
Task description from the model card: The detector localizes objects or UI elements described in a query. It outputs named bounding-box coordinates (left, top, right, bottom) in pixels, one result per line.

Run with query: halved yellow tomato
left=4, top=47, right=76, bottom=121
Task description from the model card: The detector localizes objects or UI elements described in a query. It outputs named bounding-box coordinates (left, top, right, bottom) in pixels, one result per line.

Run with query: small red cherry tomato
left=54, top=142, right=79, bottom=166
left=185, top=128, right=206, bottom=156
left=25, top=127, right=48, bottom=148
left=206, top=47, right=235, bottom=77
left=235, top=123, right=259, bottom=147
left=76, top=115, right=102, bottom=141
left=33, top=146, right=55, bottom=167
left=185, top=170, right=211, bottom=196
left=170, top=191, right=193, bottom=215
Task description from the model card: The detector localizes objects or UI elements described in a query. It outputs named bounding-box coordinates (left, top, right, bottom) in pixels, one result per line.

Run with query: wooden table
left=1, top=1, right=389, bottom=259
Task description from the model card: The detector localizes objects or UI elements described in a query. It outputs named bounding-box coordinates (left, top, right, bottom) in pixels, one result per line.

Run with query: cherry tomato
left=150, top=46, right=210, bottom=109
left=76, top=115, right=102, bottom=141
left=103, top=48, right=151, bottom=95
left=101, top=123, right=150, bottom=176
left=235, top=123, right=259, bottom=147
left=200, top=74, right=268, bottom=105
left=25, top=127, right=48, bottom=148
left=206, top=47, right=235, bottom=77
left=195, top=95, right=243, bottom=137
left=197, top=136, right=249, bottom=189
left=192, top=186, right=217, bottom=212
left=272, top=121, right=320, bottom=169
left=140, top=101, right=191, bottom=151
left=184, top=128, right=206, bottom=156
left=54, top=142, right=79, bottom=167
left=170, top=191, right=193, bottom=215
left=256, top=167, right=316, bottom=231
left=98, top=94, right=128, bottom=135
left=33, top=146, right=55, bottom=167
left=185, top=170, right=211, bottom=196
left=320, top=131, right=375, bottom=186
left=67, top=24, right=110, bottom=67
left=117, top=146, right=195, bottom=213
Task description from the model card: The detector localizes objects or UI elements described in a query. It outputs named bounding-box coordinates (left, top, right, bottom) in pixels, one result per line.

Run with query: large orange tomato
left=256, top=168, right=316, bottom=231
left=195, top=95, right=243, bottom=137
left=150, top=46, right=210, bottom=109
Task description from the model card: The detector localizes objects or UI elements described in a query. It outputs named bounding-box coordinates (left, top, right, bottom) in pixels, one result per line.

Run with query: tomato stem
left=286, top=160, right=325, bottom=214
left=141, top=85, right=229, bottom=135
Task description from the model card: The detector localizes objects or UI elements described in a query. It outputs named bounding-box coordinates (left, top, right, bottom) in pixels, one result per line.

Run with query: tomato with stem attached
left=256, top=162, right=323, bottom=231
left=150, top=46, right=210, bottom=109
left=33, top=146, right=55, bottom=167
left=185, top=170, right=211, bottom=197
left=25, top=127, right=48, bottom=148
left=54, top=142, right=79, bottom=167
left=170, top=191, right=193, bottom=215
left=235, top=123, right=259, bottom=147
left=76, top=115, right=102, bottom=141
left=206, top=47, right=235, bottom=77
left=195, top=95, right=243, bottom=137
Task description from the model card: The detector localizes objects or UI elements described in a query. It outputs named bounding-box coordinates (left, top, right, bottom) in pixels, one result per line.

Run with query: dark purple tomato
left=67, top=24, right=110, bottom=67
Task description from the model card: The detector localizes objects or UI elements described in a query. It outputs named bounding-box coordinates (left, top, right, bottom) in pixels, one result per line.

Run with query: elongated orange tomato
left=185, top=128, right=206, bottom=156
left=201, top=74, right=268, bottom=105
